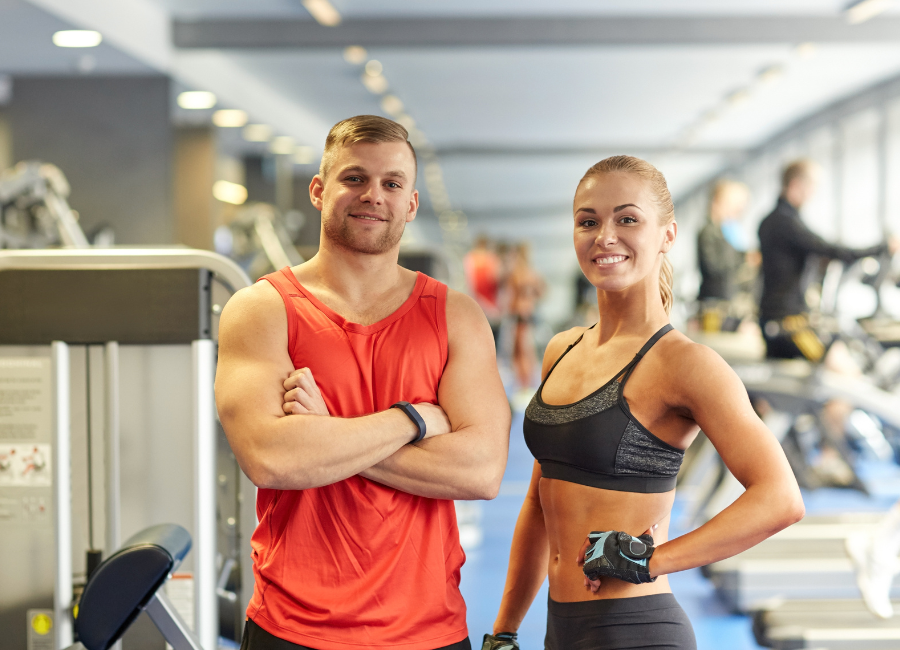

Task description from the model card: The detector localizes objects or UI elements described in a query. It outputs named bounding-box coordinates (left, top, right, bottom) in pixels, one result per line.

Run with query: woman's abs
left=540, top=477, right=675, bottom=602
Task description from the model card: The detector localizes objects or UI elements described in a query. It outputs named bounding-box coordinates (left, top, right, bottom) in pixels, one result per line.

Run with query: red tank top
left=247, top=268, right=467, bottom=650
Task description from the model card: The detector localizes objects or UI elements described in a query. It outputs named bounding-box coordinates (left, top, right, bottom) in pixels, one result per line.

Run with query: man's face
left=788, top=167, right=820, bottom=208
left=310, top=141, right=418, bottom=255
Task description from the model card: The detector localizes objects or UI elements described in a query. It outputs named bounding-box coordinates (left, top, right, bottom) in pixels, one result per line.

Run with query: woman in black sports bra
left=483, top=156, right=804, bottom=650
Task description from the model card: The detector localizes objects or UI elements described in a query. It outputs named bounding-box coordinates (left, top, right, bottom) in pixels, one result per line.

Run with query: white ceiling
left=5, top=0, right=900, bottom=316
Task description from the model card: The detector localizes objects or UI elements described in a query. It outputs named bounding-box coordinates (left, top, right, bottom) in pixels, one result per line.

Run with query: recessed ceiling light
left=727, top=88, right=752, bottom=106
left=365, top=60, right=383, bottom=77
left=177, top=91, right=217, bottom=110
left=212, top=109, right=248, bottom=127
left=381, top=95, right=404, bottom=116
left=213, top=180, right=248, bottom=205
left=270, top=136, right=295, bottom=155
left=294, top=146, right=315, bottom=165
left=52, top=30, right=102, bottom=48
left=243, top=124, right=273, bottom=142
left=302, top=0, right=341, bottom=26
left=362, top=74, right=388, bottom=95
left=396, top=114, right=416, bottom=131
left=757, top=64, right=784, bottom=84
left=795, top=42, right=818, bottom=58
left=344, top=46, right=367, bottom=65
left=844, top=0, right=893, bottom=24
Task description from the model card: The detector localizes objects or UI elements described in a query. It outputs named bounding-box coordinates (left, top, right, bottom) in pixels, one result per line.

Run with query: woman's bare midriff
left=541, top=476, right=675, bottom=602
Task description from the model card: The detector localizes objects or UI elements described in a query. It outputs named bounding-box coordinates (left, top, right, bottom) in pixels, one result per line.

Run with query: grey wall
left=7, top=76, right=174, bottom=245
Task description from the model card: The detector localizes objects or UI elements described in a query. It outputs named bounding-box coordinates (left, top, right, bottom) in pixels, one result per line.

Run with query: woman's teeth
left=596, top=256, right=626, bottom=265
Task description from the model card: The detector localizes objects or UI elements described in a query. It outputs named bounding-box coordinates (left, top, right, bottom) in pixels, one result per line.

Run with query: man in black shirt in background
left=759, top=159, right=900, bottom=619
left=758, top=159, right=892, bottom=360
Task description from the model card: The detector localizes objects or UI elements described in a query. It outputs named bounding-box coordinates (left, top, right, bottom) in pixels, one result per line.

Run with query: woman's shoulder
left=543, top=326, right=589, bottom=365
left=653, top=329, right=740, bottom=389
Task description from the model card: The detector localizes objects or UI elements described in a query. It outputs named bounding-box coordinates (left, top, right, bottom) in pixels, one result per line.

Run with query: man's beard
left=322, top=212, right=405, bottom=255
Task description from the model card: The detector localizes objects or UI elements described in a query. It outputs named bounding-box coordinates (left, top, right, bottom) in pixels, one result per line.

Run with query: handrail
left=0, top=248, right=252, bottom=293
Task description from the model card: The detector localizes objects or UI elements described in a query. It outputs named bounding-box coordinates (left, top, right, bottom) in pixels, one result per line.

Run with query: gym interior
left=4, top=1, right=900, bottom=649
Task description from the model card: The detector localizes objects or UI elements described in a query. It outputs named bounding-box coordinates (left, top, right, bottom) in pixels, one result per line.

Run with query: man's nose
left=359, top=181, right=384, bottom=204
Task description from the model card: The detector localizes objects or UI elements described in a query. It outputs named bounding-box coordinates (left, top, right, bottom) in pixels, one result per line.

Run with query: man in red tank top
left=216, top=115, right=511, bottom=650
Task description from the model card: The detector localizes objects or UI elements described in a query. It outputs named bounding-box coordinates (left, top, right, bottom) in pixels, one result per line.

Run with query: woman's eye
left=579, top=219, right=597, bottom=228
left=620, top=216, right=637, bottom=224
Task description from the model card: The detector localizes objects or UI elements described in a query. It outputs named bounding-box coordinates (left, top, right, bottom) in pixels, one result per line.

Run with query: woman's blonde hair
left=578, top=155, right=676, bottom=314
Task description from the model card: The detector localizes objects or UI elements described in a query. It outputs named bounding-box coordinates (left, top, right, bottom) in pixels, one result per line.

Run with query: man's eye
left=345, top=176, right=362, bottom=182
left=386, top=182, right=400, bottom=189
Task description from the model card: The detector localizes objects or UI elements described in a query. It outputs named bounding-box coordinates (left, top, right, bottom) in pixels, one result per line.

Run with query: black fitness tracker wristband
left=391, top=401, right=426, bottom=443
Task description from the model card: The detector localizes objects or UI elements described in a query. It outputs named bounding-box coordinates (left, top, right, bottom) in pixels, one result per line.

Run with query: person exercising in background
left=758, top=159, right=893, bottom=361
left=216, top=115, right=511, bottom=650
left=758, top=159, right=899, bottom=618
left=696, top=179, right=751, bottom=332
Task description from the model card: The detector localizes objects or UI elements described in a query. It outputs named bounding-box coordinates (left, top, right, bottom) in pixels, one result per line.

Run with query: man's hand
left=282, top=368, right=331, bottom=416
left=281, top=369, right=452, bottom=439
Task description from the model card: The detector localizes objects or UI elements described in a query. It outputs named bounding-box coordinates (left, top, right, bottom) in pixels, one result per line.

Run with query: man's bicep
left=438, top=292, right=510, bottom=433
left=215, top=285, right=295, bottom=439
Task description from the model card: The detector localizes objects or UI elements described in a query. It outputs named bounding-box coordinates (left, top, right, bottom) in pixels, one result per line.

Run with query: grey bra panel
left=614, top=421, right=684, bottom=477
left=524, top=381, right=619, bottom=426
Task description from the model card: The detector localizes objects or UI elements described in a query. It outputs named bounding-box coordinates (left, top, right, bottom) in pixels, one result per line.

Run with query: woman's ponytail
left=659, top=254, right=674, bottom=315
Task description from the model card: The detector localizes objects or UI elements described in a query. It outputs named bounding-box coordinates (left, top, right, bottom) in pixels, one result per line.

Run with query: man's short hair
left=781, top=159, right=816, bottom=190
left=319, top=115, right=417, bottom=181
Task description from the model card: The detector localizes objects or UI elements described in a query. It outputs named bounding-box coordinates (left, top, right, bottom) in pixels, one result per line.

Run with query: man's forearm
left=359, top=426, right=507, bottom=500
left=226, top=408, right=418, bottom=490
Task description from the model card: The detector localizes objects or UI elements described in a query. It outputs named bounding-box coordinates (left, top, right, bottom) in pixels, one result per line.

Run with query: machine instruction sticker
left=0, top=358, right=51, bottom=441
left=0, top=444, right=52, bottom=486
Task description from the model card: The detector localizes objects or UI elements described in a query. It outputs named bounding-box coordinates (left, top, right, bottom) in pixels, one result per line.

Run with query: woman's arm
left=649, top=343, right=805, bottom=577
left=493, top=461, right=550, bottom=634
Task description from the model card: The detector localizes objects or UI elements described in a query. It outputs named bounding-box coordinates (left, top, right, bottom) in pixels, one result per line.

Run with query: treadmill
left=754, top=599, right=900, bottom=649
left=704, top=511, right=896, bottom=612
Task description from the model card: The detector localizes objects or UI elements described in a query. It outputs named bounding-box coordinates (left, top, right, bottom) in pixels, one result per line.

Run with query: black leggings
left=240, top=619, right=472, bottom=650
left=545, top=594, right=696, bottom=650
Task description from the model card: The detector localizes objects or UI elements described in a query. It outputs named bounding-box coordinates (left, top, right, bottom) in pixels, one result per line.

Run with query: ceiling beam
left=433, top=144, right=745, bottom=157
left=173, top=15, right=900, bottom=49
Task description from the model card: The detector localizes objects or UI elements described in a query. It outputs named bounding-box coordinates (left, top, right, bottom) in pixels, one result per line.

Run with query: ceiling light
left=53, top=30, right=102, bottom=48
left=302, top=0, right=341, bottom=26
left=344, top=46, right=367, bottom=65
left=381, top=95, right=404, bottom=116
left=270, top=136, right=295, bottom=155
left=213, top=180, right=247, bottom=205
left=757, top=64, right=784, bottom=84
left=243, top=124, right=273, bottom=142
left=365, top=60, right=383, bottom=77
left=294, top=146, right=315, bottom=165
left=727, top=88, right=751, bottom=106
left=212, top=109, right=248, bottom=127
left=361, top=74, right=388, bottom=94
left=795, top=42, right=818, bottom=58
left=844, top=0, right=893, bottom=24
left=177, top=91, right=217, bottom=110
left=396, top=114, right=416, bottom=131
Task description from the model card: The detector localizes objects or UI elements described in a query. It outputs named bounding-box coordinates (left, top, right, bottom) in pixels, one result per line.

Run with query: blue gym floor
left=458, top=411, right=900, bottom=650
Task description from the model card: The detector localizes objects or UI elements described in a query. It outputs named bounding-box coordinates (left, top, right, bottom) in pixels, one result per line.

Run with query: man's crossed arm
left=215, top=281, right=511, bottom=500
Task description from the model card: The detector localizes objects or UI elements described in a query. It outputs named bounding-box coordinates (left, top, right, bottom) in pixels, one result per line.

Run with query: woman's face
left=573, top=171, right=676, bottom=293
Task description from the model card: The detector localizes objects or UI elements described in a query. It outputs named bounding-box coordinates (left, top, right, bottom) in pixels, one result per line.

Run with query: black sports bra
left=524, top=324, right=684, bottom=494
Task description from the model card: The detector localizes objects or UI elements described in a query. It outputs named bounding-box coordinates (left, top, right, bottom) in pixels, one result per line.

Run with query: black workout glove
left=481, top=632, right=519, bottom=650
left=582, top=530, right=657, bottom=585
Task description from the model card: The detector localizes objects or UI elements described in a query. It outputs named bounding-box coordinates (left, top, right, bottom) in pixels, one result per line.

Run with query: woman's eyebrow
left=614, top=203, right=642, bottom=212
